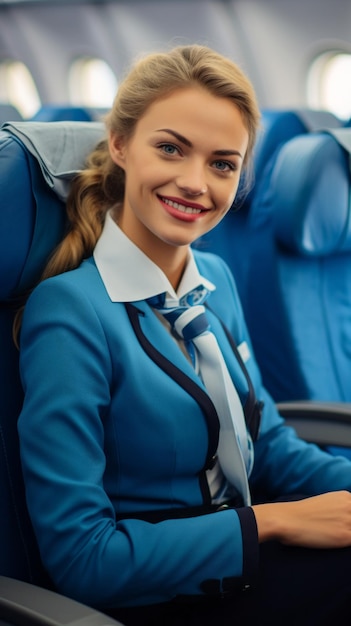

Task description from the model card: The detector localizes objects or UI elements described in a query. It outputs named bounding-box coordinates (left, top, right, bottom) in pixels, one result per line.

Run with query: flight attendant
left=17, top=44, right=351, bottom=625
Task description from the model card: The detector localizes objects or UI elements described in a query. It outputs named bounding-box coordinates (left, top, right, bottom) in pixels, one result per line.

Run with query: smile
left=161, top=197, right=203, bottom=215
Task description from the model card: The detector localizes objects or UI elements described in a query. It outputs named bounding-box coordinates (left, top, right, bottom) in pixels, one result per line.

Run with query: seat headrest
left=255, top=109, right=341, bottom=175
left=1, top=120, right=106, bottom=200
left=271, top=130, right=351, bottom=256
left=239, top=109, right=341, bottom=212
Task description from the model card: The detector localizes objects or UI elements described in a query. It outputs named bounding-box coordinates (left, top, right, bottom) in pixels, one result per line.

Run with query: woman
left=18, top=44, right=351, bottom=625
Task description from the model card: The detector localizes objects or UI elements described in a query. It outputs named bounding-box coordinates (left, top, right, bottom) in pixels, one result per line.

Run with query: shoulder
left=27, top=257, right=102, bottom=299
left=22, top=257, right=109, bottom=324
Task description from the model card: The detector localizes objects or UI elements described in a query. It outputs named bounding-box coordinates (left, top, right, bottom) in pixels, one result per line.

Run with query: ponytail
left=42, top=139, right=124, bottom=280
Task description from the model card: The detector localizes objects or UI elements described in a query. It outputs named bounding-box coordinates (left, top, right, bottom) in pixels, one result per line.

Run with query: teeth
left=162, top=197, right=202, bottom=214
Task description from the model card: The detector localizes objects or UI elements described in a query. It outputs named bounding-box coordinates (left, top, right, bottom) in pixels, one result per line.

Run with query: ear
left=109, top=131, right=127, bottom=169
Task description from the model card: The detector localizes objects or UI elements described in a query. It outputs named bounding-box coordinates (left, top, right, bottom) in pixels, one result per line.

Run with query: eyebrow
left=156, top=128, right=243, bottom=158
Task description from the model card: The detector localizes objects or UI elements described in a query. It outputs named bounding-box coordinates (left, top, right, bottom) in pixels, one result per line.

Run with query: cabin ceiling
left=0, top=0, right=195, bottom=4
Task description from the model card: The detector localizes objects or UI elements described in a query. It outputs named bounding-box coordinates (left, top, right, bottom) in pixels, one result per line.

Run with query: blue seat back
left=0, top=121, right=104, bottom=583
left=194, top=109, right=341, bottom=310
left=31, top=105, right=109, bottom=122
left=245, top=128, right=351, bottom=401
left=0, top=133, right=65, bottom=584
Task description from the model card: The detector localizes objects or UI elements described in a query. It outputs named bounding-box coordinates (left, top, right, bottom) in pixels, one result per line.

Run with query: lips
left=158, top=195, right=210, bottom=221
left=163, top=198, right=202, bottom=214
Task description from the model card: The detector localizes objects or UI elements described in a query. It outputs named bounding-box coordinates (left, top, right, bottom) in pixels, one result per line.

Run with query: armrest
left=0, top=577, right=125, bottom=626
left=277, top=401, right=351, bottom=447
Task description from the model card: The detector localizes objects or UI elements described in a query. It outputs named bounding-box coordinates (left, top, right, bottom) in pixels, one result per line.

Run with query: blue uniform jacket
left=18, top=250, right=351, bottom=609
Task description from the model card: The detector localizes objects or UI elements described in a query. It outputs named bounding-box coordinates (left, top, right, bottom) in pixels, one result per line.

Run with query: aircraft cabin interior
left=1, top=1, right=351, bottom=624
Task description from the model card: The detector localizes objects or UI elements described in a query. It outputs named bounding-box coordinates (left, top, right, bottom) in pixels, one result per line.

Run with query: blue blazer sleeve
left=18, top=267, right=258, bottom=609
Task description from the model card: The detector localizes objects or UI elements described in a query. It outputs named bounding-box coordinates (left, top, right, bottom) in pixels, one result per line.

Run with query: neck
left=114, top=215, right=189, bottom=290
left=151, top=244, right=189, bottom=290
left=111, top=210, right=190, bottom=290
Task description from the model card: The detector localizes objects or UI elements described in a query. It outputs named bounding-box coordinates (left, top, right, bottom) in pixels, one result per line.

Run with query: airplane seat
left=0, top=131, right=64, bottom=586
left=0, top=103, right=23, bottom=124
left=0, top=120, right=105, bottom=584
left=194, top=108, right=341, bottom=312
left=31, top=105, right=94, bottom=122
left=85, top=107, right=110, bottom=121
left=1, top=118, right=351, bottom=610
left=245, top=128, right=351, bottom=403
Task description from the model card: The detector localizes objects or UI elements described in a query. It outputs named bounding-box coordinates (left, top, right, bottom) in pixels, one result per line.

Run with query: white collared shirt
left=93, top=210, right=215, bottom=304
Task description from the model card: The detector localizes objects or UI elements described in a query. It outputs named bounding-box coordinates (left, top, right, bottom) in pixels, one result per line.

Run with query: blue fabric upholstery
left=0, top=134, right=62, bottom=584
left=31, top=105, right=93, bottom=122
left=31, top=105, right=109, bottom=122
left=194, top=109, right=341, bottom=310
left=245, top=129, right=351, bottom=402
left=0, top=121, right=104, bottom=583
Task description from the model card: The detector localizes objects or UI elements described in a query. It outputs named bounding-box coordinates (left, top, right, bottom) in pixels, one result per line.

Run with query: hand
left=252, top=490, right=351, bottom=549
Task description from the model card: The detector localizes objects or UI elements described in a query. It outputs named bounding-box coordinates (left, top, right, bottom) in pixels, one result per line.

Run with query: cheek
left=131, top=159, right=161, bottom=185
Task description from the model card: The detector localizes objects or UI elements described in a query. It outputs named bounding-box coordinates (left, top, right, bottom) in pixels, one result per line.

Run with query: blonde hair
left=14, top=45, right=260, bottom=344
left=42, top=44, right=260, bottom=281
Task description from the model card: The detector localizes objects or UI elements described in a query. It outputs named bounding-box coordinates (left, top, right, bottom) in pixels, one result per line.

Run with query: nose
left=176, top=160, right=208, bottom=196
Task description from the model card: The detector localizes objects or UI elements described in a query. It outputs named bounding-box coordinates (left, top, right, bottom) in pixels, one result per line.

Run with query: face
left=109, top=85, right=249, bottom=274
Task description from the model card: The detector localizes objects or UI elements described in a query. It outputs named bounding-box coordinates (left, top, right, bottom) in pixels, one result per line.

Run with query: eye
left=212, top=159, right=236, bottom=172
left=158, top=143, right=181, bottom=156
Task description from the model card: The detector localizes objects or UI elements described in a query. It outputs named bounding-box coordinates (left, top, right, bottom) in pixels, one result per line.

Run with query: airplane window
left=68, top=57, right=118, bottom=108
left=307, top=51, right=351, bottom=121
left=0, top=60, right=41, bottom=118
